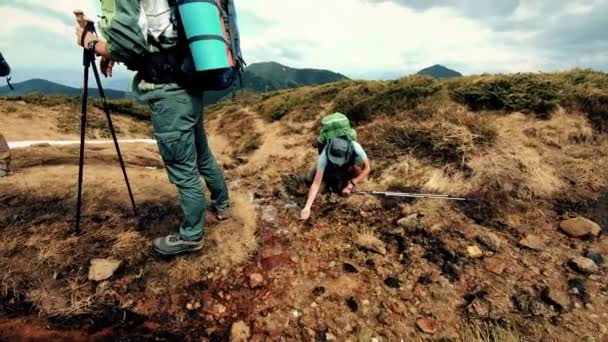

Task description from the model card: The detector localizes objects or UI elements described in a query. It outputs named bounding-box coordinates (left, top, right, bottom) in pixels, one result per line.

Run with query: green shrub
left=448, top=73, right=562, bottom=115
left=332, top=76, right=440, bottom=124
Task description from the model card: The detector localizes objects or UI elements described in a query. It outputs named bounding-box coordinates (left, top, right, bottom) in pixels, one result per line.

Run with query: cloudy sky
left=0, top=0, right=606, bottom=88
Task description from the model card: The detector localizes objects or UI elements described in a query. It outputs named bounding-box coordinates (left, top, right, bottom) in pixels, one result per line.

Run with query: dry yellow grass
left=167, top=191, right=258, bottom=288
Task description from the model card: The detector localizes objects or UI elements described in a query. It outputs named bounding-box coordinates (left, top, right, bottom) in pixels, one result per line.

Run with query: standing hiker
left=75, top=1, right=244, bottom=255
left=300, top=113, right=371, bottom=220
left=0, top=133, right=11, bottom=177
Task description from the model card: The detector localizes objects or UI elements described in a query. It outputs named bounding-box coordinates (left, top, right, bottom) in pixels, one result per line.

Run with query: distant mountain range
left=0, top=62, right=462, bottom=104
left=203, top=61, right=350, bottom=104
left=416, top=64, right=463, bottom=79
left=0, top=62, right=349, bottom=105
left=0, top=78, right=127, bottom=99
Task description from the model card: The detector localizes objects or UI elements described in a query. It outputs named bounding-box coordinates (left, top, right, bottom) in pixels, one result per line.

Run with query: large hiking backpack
left=0, top=52, right=14, bottom=90
left=174, top=0, right=245, bottom=92
left=316, top=112, right=357, bottom=154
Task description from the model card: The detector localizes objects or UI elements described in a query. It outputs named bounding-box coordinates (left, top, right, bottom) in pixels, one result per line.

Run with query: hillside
left=1, top=69, right=608, bottom=341
left=204, top=61, right=349, bottom=105
left=417, top=64, right=463, bottom=79
left=0, top=78, right=127, bottom=99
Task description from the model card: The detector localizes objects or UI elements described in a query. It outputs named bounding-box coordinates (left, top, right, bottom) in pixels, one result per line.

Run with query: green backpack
left=316, top=112, right=357, bottom=154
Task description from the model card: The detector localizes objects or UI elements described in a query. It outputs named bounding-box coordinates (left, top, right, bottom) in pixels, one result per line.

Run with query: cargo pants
left=133, top=78, right=229, bottom=241
left=0, top=133, right=10, bottom=176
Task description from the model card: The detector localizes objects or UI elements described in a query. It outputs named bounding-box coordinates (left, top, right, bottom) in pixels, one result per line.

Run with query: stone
left=261, top=206, right=278, bottom=224
left=476, top=232, right=502, bottom=252
left=518, top=235, right=545, bottom=251
left=249, top=273, right=264, bottom=288
left=541, top=287, right=570, bottom=311
left=585, top=251, right=604, bottom=266
left=207, top=303, right=227, bottom=318
left=560, top=217, right=601, bottom=238
left=416, top=318, right=438, bottom=334
left=397, top=214, right=420, bottom=230
left=355, top=234, right=387, bottom=255
left=230, top=321, right=251, bottom=342
left=88, top=258, right=121, bottom=281
left=570, top=256, right=599, bottom=274
left=485, top=257, right=506, bottom=275
left=467, top=246, right=483, bottom=258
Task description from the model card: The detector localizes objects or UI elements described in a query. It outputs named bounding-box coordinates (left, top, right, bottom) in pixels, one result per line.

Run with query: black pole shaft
left=90, top=61, right=137, bottom=214
left=75, top=59, right=90, bottom=233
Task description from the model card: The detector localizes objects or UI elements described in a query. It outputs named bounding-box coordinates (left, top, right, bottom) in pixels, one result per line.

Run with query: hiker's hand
left=75, top=27, right=96, bottom=47
left=342, top=182, right=354, bottom=195
left=101, top=57, right=114, bottom=77
left=300, top=207, right=311, bottom=220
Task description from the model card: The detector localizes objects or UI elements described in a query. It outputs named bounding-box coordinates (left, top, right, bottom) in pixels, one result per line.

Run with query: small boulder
left=230, top=321, right=251, bottom=342
left=416, top=318, right=438, bottom=334
left=397, top=214, right=419, bottom=231
left=485, top=257, right=506, bottom=275
left=541, top=287, right=570, bottom=311
left=467, top=246, right=483, bottom=258
left=476, top=232, right=502, bottom=252
left=88, top=258, right=121, bottom=281
left=584, top=251, right=604, bottom=267
left=569, top=256, right=599, bottom=274
left=560, top=217, right=601, bottom=238
left=261, top=206, right=278, bottom=224
left=355, top=233, right=387, bottom=255
left=518, top=235, right=545, bottom=251
left=249, top=273, right=264, bottom=288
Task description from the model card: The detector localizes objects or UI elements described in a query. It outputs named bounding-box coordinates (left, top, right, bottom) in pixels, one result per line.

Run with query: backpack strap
left=223, top=0, right=245, bottom=98
left=6, top=76, right=13, bottom=90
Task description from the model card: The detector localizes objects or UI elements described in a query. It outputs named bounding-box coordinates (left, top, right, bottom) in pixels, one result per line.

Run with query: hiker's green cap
left=326, top=138, right=350, bottom=166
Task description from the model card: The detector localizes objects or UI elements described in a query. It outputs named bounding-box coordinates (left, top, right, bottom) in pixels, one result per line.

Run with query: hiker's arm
left=96, top=0, right=148, bottom=68
left=301, top=169, right=324, bottom=220
left=353, top=159, right=371, bottom=184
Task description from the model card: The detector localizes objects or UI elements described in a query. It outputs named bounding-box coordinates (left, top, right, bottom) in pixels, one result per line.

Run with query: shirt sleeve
left=352, top=142, right=368, bottom=165
left=316, top=150, right=328, bottom=171
left=98, top=0, right=148, bottom=67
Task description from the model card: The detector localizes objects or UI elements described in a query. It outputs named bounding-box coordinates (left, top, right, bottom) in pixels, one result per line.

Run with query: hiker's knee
left=155, top=130, right=200, bottom=187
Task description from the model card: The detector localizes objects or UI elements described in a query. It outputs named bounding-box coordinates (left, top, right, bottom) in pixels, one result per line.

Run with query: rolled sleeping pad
left=177, top=0, right=234, bottom=72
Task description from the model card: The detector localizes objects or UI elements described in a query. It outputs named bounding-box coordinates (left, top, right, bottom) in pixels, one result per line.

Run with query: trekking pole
left=355, top=190, right=468, bottom=201
left=73, top=10, right=137, bottom=233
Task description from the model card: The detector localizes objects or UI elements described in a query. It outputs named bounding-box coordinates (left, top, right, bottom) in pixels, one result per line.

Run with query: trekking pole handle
left=73, top=10, right=96, bottom=33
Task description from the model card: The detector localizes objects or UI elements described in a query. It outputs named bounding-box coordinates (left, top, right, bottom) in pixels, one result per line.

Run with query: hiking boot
left=152, top=234, right=203, bottom=256
left=209, top=205, right=230, bottom=221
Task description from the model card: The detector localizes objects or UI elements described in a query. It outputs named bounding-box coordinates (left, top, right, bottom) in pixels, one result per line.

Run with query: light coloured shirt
left=317, top=141, right=367, bottom=171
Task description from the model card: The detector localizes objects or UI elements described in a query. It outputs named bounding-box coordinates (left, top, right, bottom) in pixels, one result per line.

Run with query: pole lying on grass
left=355, top=191, right=468, bottom=201
left=74, top=10, right=137, bottom=233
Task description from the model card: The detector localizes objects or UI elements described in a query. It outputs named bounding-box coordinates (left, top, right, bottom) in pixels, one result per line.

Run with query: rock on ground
left=230, top=321, right=251, bottom=342
left=88, top=258, right=121, bottom=281
left=397, top=214, right=419, bottom=231
left=518, top=235, right=545, bottom=251
left=355, top=233, right=387, bottom=255
left=570, top=256, right=599, bottom=274
left=476, top=232, right=502, bottom=252
left=249, top=273, right=264, bottom=288
left=560, top=217, right=601, bottom=238
left=541, top=287, right=571, bottom=311
left=416, top=318, right=438, bottom=334
left=467, top=245, right=483, bottom=258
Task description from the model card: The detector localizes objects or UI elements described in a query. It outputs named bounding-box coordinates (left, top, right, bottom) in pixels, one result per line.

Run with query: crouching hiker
left=300, top=113, right=371, bottom=220
left=76, top=0, right=245, bottom=255
left=0, top=133, right=11, bottom=177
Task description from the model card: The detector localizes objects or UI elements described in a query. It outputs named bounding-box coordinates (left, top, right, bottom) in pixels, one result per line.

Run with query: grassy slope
left=1, top=69, right=608, bottom=341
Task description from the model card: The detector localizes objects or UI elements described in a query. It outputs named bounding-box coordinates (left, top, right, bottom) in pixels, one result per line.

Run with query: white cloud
left=236, top=0, right=548, bottom=76
left=0, top=0, right=605, bottom=84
